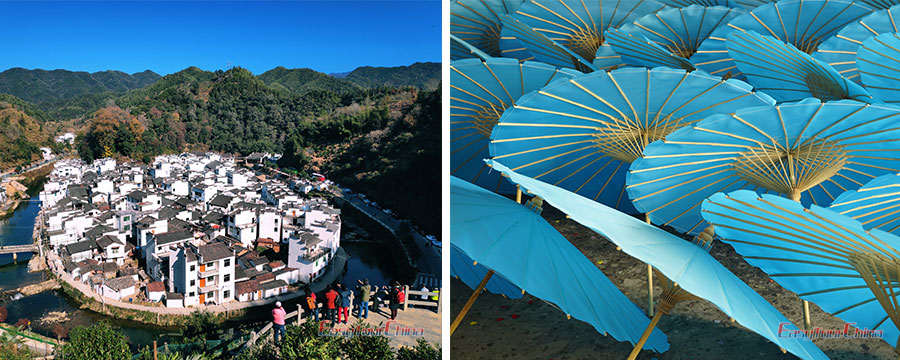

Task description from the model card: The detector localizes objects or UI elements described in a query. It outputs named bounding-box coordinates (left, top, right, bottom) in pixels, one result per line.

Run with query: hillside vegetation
left=345, top=62, right=440, bottom=90
left=0, top=68, right=160, bottom=106
left=0, top=94, right=54, bottom=169
left=0, top=62, right=441, bottom=233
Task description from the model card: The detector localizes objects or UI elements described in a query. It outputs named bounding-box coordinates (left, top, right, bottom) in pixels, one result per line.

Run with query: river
left=0, top=197, right=404, bottom=350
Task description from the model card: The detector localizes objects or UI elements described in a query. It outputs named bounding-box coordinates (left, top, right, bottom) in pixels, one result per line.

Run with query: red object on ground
left=511, top=314, right=519, bottom=319
left=527, top=300, right=534, bottom=304
left=500, top=305, right=509, bottom=309
left=495, top=317, right=504, bottom=322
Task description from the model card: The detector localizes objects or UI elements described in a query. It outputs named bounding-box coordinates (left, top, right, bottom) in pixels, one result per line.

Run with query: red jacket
left=325, top=289, right=338, bottom=309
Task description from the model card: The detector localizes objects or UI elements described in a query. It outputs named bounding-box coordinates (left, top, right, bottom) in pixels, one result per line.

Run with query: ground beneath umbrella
left=451, top=206, right=894, bottom=360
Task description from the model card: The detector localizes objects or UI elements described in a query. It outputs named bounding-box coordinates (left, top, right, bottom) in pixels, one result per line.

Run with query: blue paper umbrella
left=499, top=0, right=665, bottom=71
left=605, top=28, right=696, bottom=70
left=607, top=5, right=742, bottom=70
left=815, top=5, right=900, bottom=84
left=726, top=30, right=873, bottom=103
left=451, top=58, right=582, bottom=194
left=692, top=0, right=873, bottom=79
left=628, top=99, right=900, bottom=238
left=450, top=176, right=670, bottom=353
left=499, top=15, right=597, bottom=72
left=702, top=190, right=900, bottom=349
left=450, top=0, right=525, bottom=59
left=451, top=34, right=492, bottom=61
left=655, top=0, right=768, bottom=10
left=489, top=66, right=774, bottom=214
left=857, top=33, right=900, bottom=103
left=487, top=161, right=829, bottom=360
left=829, top=173, right=900, bottom=235
left=451, top=243, right=523, bottom=299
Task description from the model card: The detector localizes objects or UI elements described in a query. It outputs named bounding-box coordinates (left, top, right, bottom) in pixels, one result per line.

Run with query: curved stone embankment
left=45, top=247, right=349, bottom=326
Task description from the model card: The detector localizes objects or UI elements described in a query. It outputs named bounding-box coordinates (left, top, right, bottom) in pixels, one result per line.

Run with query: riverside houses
left=40, top=153, right=341, bottom=308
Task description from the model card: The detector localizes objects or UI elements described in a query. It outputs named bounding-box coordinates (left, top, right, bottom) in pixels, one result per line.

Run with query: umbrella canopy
left=627, top=99, right=900, bottom=237
left=829, top=173, right=900, bottom=235
left=655, top=0, right=768, bottom=10
left=726, top=30, right=873, bottom=103
left=486, top=160, right=829, bottom=360
left=489, top=66, right=774, bottom=214
left=450, top=175, right=670, bottom=352
left=857, top=32, right=900, bottom=104
left=605, top=28, right=696, bottom=70
left=814, top=4, right=900, bottom=83
left=450, top=0, right=525, bottom=59
left=499, top=15, right=597, bottom=72
left=693, top=0, right=873, bottom=79
left=702, top=189, right=900, bottom=348
left=451, top=58, right=582, bottom=194
left=451, top=243, right=523, bottom=299
left=607, top=5, right=742, bottom=70
left=499, top=0, right=665, bottom=70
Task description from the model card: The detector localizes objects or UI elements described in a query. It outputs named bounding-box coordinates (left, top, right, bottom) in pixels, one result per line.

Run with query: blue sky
left=0, top=1, right=440, bottom=75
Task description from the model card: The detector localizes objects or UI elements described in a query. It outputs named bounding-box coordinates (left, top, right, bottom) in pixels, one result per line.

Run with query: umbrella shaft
left=627, top=309, right=664, bottom=360
left=451, top=270, right=495, bottom=335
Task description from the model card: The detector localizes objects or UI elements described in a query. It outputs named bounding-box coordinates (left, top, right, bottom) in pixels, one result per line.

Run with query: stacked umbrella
left=449, top=0, right=900, bottom=356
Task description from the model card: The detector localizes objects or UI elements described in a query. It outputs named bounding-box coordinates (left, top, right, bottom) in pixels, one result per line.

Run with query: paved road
left=335, top=189, right=441, bottom=275
left=252, top=299, right=441, bottom=349
left=1, top=156, right=57, bottom=180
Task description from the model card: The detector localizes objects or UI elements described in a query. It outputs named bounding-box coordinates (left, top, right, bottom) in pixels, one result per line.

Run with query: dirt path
left=451, top=209, right=895, bottom=360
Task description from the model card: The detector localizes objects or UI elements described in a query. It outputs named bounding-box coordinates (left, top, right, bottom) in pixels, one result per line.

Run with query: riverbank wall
left=45, top=247, right=350, bottom=327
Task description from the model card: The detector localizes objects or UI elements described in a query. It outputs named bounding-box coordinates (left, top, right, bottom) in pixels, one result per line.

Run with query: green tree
left=179, top=311, right=221, bottom=346
left=279, top=321, right=341, bottom=360
left=339, top=321, right=393, bottom=360
left=57, top=321, right=130, bottom=360
left=395, top=338, right=440, bottom=360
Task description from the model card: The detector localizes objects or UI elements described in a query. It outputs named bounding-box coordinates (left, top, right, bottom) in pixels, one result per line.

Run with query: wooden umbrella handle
left=451, top=270, right=495, bottom=335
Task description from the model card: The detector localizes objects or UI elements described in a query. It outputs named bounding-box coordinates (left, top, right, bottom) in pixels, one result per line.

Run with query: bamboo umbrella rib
left=554, top=154, right=607, bottom=185
left=534, top=150, right=607, bottom=179
left=703, top=207, right=861, bottom=258
left=660, top=177, right=746, bottom=225
left=722, top=195, right=874, bottom=254
left=574, top=157, right=618, bottom=193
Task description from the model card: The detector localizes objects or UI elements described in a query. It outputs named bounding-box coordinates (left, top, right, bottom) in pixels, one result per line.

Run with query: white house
left=101, top=276, right=136, bottom=301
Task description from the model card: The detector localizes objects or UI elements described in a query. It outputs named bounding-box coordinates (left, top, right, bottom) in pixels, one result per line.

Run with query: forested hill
left=0, top=94, right=56, bottom=169
left=75, top=66, right=427, bottom=161
left=258, top=67, right=362, bottom=94
left=345, top=62, right=440, bottom=90
left=0, top=68, right=160, bottom=106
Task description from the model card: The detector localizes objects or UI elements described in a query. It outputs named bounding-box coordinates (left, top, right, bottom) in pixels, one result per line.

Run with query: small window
left=207, top=291, right=214, bottom=297
left=123, top=216, right=130, bottom=222
left=224, top=274, right=230, bottom=282
left=224, top=290, right=230, bottom=298
left=189, top=292, right=195, bottom=297
left=190, top=280, right=195, bottom=286
left=207, top=276, right=214, bottom=282
left=189, top=265, right=195, bottom=272
left=224, top=259, right=230, bottom=267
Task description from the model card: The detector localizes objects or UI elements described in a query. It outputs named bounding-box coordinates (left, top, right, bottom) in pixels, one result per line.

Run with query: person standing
left=339, top=284, right=352, bottom=324
left=325, top=286, right=339, bottom=323
left=357, top=279, right=371, bottom=319
left=305, top=287, right=319, bottom=322
left=272, top=301, right=286, bottom=344
left=389, top=282, right=402, bottom=320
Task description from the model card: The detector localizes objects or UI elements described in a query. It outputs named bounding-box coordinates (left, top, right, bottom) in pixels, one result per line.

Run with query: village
left=37, top=152, right=343, bottom=308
